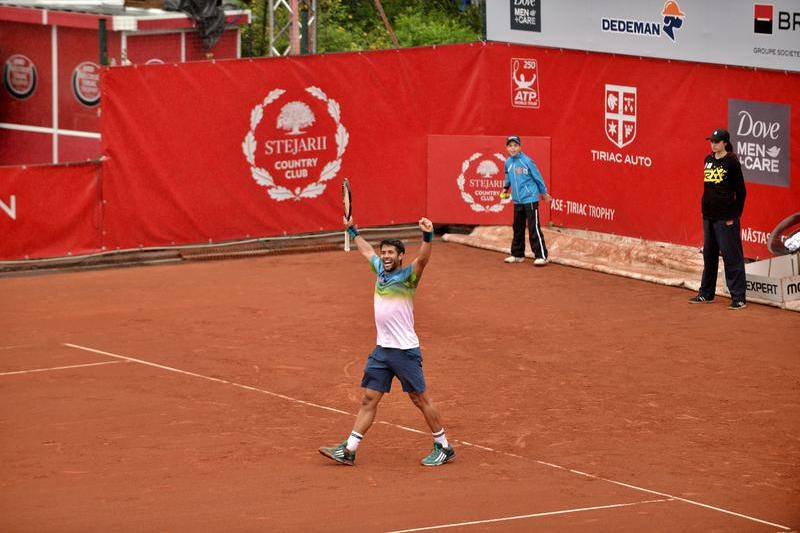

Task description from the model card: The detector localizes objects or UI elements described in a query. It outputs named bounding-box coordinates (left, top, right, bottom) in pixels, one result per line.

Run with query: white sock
left=346, top=431, right=363, bottom=451
left=433, top=428, right=449, bottom=448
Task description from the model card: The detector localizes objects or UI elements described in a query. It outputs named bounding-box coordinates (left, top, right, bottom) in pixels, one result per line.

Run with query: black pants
left=699, top=217, right=746, bottom=301
left=511, top=202, right=548, bottom=259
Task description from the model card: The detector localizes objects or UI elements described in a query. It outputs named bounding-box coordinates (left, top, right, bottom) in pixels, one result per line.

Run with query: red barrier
left=0, top=161, right=101, bottom=259
left=99, top=44, right=505, bottom=250
left=479, top=45, right=799, bottom=258
left=2, top=42, right=796, bottom=261
left=99, top=42, right=797, bottom=258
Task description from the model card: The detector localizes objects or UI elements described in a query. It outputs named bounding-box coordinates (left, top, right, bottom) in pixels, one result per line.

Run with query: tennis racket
left=342, top=178, right=352, bottom=252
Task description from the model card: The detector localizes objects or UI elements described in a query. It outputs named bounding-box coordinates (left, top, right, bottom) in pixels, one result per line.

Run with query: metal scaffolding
left=268, top=0, right=316, bottom=56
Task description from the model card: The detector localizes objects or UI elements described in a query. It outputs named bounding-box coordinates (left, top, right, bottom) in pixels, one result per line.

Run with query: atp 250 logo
left=511, top=58, right=540, bottom=109
left=242, top=86, right=349, bottom=202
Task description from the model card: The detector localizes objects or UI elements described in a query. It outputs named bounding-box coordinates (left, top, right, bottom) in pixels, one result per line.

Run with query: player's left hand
left=419, top=217, right=433, bottom=233
left=542, top=193, right=552, bottom=203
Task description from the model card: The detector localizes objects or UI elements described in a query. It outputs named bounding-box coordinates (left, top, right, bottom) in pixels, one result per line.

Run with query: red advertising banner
left=427, top=135, right=551, bottom=225
left=2, top=41, right=795, bottom=261
left=0, top=161, right=101, bottom=260
left=478, top=44, right=799, bottom=259
left=100, top=44, right=493, bottom=250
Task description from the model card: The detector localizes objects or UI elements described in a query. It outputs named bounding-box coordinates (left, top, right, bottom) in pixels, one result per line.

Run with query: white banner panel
left=488, top=0, right=800, bottom=72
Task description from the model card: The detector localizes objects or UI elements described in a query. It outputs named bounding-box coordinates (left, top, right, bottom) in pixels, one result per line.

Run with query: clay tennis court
left=1, top=242, right=798, bottom=532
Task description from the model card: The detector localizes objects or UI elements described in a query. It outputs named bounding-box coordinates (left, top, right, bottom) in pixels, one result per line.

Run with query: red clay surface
left=1, top=242, right=798, bottom=532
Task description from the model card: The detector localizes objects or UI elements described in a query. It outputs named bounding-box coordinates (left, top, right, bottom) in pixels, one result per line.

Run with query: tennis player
left=319, top=216, right=455, bottom=467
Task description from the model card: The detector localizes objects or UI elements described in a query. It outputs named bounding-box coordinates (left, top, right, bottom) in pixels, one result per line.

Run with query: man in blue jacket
left=500, top=135, right=551, bottom=266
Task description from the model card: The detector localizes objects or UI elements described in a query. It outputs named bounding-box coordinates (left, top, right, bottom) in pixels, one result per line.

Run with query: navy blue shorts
left=360, top=346, right=426, bottom=393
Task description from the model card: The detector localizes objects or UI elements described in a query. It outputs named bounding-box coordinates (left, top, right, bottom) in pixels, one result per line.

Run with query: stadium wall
left=1, top=42, right=797, bottom=260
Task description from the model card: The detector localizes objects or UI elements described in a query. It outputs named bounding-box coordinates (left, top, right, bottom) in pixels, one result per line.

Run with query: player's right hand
left=499, top=191, right=510, bottom=200
left=343, top=216, right=354, bottom=228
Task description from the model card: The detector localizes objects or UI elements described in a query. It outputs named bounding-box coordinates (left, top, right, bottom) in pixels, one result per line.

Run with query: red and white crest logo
left=604, top=84, right=637, bottom=149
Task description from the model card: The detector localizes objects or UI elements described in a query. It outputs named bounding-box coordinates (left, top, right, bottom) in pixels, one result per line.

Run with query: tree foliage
left=237, top=0, right=484, bottom=57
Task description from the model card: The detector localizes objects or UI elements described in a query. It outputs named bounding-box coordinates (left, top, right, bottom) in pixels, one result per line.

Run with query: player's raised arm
left=412, top=217, right=433, bottom=276
left=345, top=217, right=377, bottom=261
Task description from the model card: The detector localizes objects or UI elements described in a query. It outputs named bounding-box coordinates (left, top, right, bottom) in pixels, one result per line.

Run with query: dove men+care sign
left=728, top=99, right=791, bottom=188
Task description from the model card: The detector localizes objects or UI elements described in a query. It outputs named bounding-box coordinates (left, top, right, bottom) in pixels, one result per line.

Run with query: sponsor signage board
left=744, top=253, right=800, bottom=302
left=426, top=134, right=551, bottom=225
left=488, top=0, right=800, bottom=72
left=728, top=98, right=790, bottom=187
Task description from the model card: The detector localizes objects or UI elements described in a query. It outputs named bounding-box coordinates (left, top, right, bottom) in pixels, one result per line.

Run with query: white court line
left=62, top=343, right=351, bottom=417
left=63, top=342, right=792, bottom=531
left=384, top=498, right=673, bottom=533
left=0, top=360, right=122, bottom=376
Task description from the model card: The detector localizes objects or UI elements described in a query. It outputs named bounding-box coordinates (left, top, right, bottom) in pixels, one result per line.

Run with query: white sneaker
left=533, top=258, right=548, bottom=266
left=504, top=256, right=524, bottom=263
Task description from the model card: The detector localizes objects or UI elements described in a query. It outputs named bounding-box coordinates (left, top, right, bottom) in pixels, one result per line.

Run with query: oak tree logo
left=277, top=101, right=314, bottom=135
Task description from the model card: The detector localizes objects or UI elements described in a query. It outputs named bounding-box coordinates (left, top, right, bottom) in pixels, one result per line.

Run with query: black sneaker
left=688, top=295, right=714, bottom=304
left=728, top=300, right=747, bottom=310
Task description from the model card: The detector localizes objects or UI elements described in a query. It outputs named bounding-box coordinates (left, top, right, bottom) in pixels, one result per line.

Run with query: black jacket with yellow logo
left=701, top=153, right=746, bottom=220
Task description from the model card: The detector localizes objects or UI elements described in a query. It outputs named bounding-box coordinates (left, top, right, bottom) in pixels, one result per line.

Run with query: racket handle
left=344, top=229, right=351, bottom=252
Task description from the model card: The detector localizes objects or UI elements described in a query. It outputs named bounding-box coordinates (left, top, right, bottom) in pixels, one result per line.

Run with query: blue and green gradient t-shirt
left=370, top=255, right=420, bottom=349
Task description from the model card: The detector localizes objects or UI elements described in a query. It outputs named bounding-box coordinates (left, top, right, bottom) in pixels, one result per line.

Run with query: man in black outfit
left=689, top=128, right=748, bottom=310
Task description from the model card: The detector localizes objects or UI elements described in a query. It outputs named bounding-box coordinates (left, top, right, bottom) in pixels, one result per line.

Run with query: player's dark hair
left=724, top=141, right=739, bottom=160
left=380, top=239, right=405, bottom=254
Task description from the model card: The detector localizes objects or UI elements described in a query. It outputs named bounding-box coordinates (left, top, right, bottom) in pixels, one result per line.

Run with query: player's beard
left=383, top=258, right=400, bottom=272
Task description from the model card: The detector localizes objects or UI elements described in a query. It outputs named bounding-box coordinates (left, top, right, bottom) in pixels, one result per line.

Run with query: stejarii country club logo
left=456, top=152, right=512, bottom=213
left=3, top=54, right=37, bottom=100
left=511, top=57, right=540, bottom=109
left=242, top=86, right=349, bottom=201
left=72, top=61, right=100, bottom=107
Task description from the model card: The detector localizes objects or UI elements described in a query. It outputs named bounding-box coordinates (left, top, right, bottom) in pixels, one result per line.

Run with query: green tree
left=238, top=0, right=484, bottom=57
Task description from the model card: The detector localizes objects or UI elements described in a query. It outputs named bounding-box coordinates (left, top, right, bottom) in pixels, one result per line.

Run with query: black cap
left=706, top=128, right=730, bottom=142
left=506, top=135, right=521, bottom=145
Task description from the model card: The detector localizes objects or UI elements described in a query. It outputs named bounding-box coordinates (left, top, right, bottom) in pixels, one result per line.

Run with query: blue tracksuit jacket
left=504, top=152, right=547, bottom=204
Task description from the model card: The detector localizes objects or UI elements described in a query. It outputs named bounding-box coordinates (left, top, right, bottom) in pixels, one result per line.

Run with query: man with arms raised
left=319, top=216, right=455, bottom=467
